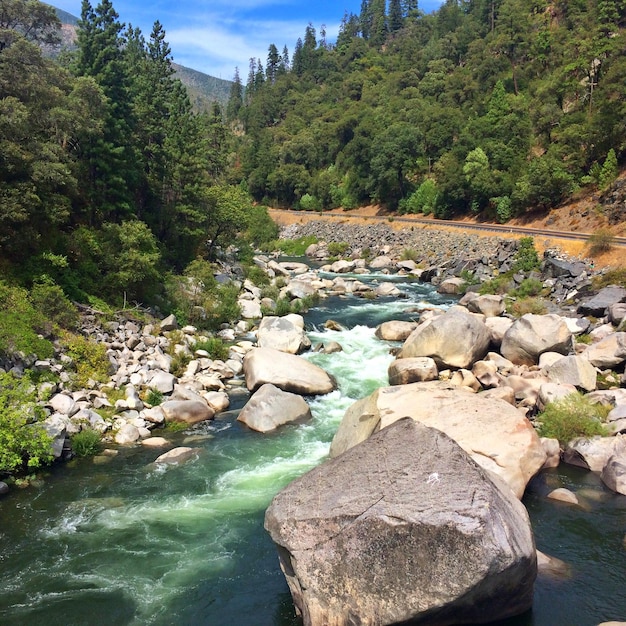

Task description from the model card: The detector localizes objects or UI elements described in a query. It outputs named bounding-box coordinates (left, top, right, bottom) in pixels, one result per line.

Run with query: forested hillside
left=0, top=0, right=249, bottom=307
left=229, top=0, right=625, bottom=221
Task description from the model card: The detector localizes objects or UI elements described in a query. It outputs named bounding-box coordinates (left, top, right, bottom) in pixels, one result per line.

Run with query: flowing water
left=0, top=273, right=624, bottom=626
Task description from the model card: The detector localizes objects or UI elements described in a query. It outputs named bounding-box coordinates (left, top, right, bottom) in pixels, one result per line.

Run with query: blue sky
left=52, top=0, right=444, bottom=80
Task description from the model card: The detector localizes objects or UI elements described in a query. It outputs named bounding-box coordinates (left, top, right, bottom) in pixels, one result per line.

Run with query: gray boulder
left=257, top=314, right=311, bottom=354
left=501, top=314, right=572, bottom=366
left=388, top=357, right=438, bottom=385
left=237, top=383, right=312, bottom=433
left=544, top=355, right=597, bottom=392
left=601, top=438, right=626, bottom=495
left=375, top=320, right=419, bottom=341
left=578, top=286, right=626, bottom=317
left=467, top=294, right=506, bottom=317
left=265, top=419, right=536, bottom=626
left=161, top=399, right=214, bottom=425
left=330, top=381, right=546, bottom=499
left=243, top=347, right=336, bottom=396
left=154, top=447, right=198, bottom=465
left=582, top=332, right=626, bottom=369
left=398, top=309, right=491, bottom=370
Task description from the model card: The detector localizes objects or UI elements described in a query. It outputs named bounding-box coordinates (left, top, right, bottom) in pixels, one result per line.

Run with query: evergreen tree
left=0, top=0, right=61, bottom=51
left=389, top=0, right=404, bottom=33
left=226, top=67, right=243, bottom=121
left=280, top=45, right=290, bottom=72
left=360, top=0, right=372, bottom=39
left=370, top=0, right=388, bottom=46
left=266, top=43, right=280, bottom=83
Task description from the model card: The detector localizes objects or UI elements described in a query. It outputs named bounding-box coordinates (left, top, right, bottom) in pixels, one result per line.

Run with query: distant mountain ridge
left=49, top=4, right=231, bottom=111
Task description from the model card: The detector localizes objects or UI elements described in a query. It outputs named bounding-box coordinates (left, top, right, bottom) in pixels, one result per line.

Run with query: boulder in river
left=237, top=383, right=312, bottom=433
left=398, top=309, right=491, bottom=370
left=256, top=314, right=311, bottom=354
left=265, top=418, right=537, bottom=626
left=330, top=381, right=546, bottom=499
left=243, top=347, right=337, bottom=396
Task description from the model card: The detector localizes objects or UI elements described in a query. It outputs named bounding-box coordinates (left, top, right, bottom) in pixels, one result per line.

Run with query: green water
left=0, top=279, right=624, bottom=625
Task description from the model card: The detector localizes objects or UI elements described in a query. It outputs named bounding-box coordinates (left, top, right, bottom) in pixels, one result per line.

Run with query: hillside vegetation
left=229, top=0, right=625, bottom=222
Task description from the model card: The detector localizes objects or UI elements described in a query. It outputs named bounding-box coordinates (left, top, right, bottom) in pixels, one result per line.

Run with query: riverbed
left=0, top=273, right=624, bottom=625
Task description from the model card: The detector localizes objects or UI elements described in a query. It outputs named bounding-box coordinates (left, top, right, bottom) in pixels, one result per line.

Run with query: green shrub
left=479, top=272, right=514, bottom=295
left=170, top=352, right=192, bottom=377
left=400, top=248, right=419, bottom=262
left=275, top=297, right=293, bottom=317
left=508, top=297, right=548, bottom=317
left=403, top=179, right=438, bottom=215
left=592, top=268, right=626, bottom=289
left=244, top=265, right=270, bottom=287
left=512, top=237, right=540, bottom=272
left=327, top=242, right=349, bottom=257
left=0, top=372, right=53, bottom=474
left=587, top=229, right=616, bottom=255
left=0, top=281, right=54, bottom=360
left=62, top=332, right=111, bottom=389
left=241, top=205, right=279, bottom=248
left=298, top=193, right=322, bottom=212
left=193, top=337, right=229, bottom=361
left=263, top=235, right=318, bottom=256
left=30, top=281, right=79, bottom=330
left=537, top=393, right=609, bottom=445
left=511, top=278, right=543, bottom=298
left=70, top=428, right=102, bottom=457
left=144, top=388, right=164, bottom=406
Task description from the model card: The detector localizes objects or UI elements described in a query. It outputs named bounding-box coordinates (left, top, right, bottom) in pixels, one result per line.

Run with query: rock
left=265, top=419, right=536, bottom=626
left=286, top=279, right=318, bottom=299
left=329, top=259, right=355, bottom=273
left=375, top=320, right=419, bottom=341
left=149, top=370, right=176, bottom=394
left=582, top=332, right=626, bottom=369
left=374, top=282, right=402, bottom=297
left=318, top=341, right=343, bottom=354
left=544, top=355, right=597, bottom=392
left=481, top=386, right=516, bottom=405
left=472, top=360, right=499, bottom=388
left=563, top=317, right=591, bottom=335
left=0, top=481, right=8, bottom=496
left=368, top=255, right=393, bottom=269
left=437, top=276, right=466, bottom=294
left=160, top=314, right=178, bottom=332
left=600, top=438, right=626, bottom=495
left=484, top=316, right=514, bottom=347
left=114, top=423, right=140, bottom=445
left=237, top=383, right=312, bottom=433
left=388, top=357, right=438, bottom=385
left=330, top=382, right=546, bottom=499
left=501, top=314, right=572, bottom=366
left=450, top=368, right=481, bottom=392
left=578, top=286, right=626, bottom=317
left=161, top=400, right=214, bottom=425
left=467, top=294, right=506, bottom=317
left=536, top=550, right=572, bottom=580
left=243, top=347, right=336, bottom=396
left=538, top=383, right=578, bottom=410
left=257, top=314, right=311, bottom=354
left=141, top=437, right=171, bottom=448
left=547, top=488, right=579, bottom=504
left=609, top=302, right=626, bottom=326
left=238, top=298, right=262, bottom=319
left=48, top=393, right=78, bottom=417
left=42, top=415, right=68, bottom=458
left=540, top=437, right=561, bottom=469
left=204, top=391, right=229, bottom=414
left=154, top=446, right=198, bottom=465
left=142, top=406, right=165, bottom=425
left=398, top=309, right=491, bottom=370
left=563, top=436, right=623, bottom=472
left=538, top=351, right=566, bottom=369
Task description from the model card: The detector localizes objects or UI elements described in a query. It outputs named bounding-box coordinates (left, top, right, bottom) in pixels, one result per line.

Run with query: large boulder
left=544, top=355, right=597, bottom=392
left=398, top=309, right=491, bottom=370
left=161, top=399, right=214, bottom=425
left=581, top=332, right=626, bottom=369
left=237, top=383, right=312, bottom=433
left=265, top=419, right=536, bottom=626
left=388, top=357, right=438, bottom=385
left=500, top=314, right=572, bottom=366
left=467, top=294, right=506, bottom=317
left=243, top=347, right=336, bottom=396
left=329, top=381, right=546, bottom=499
left=577, top=286, right=626, bottom=317
left=375, top=320, right=419, bottom=341
left=257, top=314, right=311, bottom=354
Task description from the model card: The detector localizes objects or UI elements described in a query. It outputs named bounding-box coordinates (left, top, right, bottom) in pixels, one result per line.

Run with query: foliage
left=240, top=205, right=279, bottom=248
left=478, top=273, right=514, bottom=295
left=170, top=352, right=192, bottom=377
left=265, top=235, right=318, bottom=256
left=144, top=388, right=164, bottom=406
left=193, top=337, right=230, bottom=361
left=400, top=248, right=419, bottom=262
left=61, top=332, right=111, bottom=389
left=0, top=281, right=54, bottom=360
left=512, top=237, right=540, bottom=272
left=244, top=265, right=271, bottom=287
left=327, top=242, right=349, bottom=257
left=587, top=229, right=616, bottom=255
left=0, top=372, right=53, bottom=474
left=592, top=268, right=626, bottom=289
left=599, top=149, right=618, bottom=189
left=70, top=428, right=102, bottom=457
left=536, top=393, right=609, bottom=445
left=29, top=281, right=79, bottom=330
left=511, top=278, right=543, bottom=298
left=508, top=297, right=547, bottom=317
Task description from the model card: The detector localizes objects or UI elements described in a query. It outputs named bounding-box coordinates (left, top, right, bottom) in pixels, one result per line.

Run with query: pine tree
left=389, top=0, right=404, bottom=33
left=266, top=43, right=280, bottom=83
left=226, top=67, right=243, bottom=121
left=370, top=0, right=388, bottom=46
left=280, top=45, right=290, bottom=72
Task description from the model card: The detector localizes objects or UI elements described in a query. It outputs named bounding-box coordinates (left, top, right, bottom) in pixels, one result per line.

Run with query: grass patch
left=592, top=267, right=626, bottom=289
left=193, top=337, right=229, bottom=361
left=263, top=235, right=318, bottom=257
left=587, top=228, right=616, bottom=255
left=508, top=297, right=548, bottom=317
left=70, top=429, right=102, bottom=457
left=536, top=393, right=609, bottom=445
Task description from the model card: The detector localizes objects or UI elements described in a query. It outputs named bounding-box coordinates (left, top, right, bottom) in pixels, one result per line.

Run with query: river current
left=0, top=272, right=624, bottom=625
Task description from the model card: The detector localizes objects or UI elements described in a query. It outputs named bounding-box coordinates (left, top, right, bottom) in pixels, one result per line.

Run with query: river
left=0, top=272, right=624, bottom=625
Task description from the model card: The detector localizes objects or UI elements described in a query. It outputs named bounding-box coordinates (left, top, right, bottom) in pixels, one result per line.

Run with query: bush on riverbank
left=0, top=372, right=53, bottom=474
left=536, top=394, right=609, bottom=445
